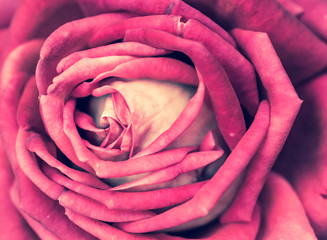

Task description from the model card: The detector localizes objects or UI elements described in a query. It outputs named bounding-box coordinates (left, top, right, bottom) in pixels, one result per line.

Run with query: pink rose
left=0, top=0, right=326, bottom=239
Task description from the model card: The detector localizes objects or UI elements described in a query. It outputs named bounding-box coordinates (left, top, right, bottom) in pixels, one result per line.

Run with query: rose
left=1, top=0, right=326, bottom=239
left=0, top=0, right=326, bottom=239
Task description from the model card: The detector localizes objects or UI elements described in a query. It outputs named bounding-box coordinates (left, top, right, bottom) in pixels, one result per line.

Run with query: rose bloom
left=0, top=0, right=326, bottom=239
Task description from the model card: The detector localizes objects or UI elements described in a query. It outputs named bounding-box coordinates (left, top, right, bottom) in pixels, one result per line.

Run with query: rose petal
left=0, top=0, right=18, bottom=28
left=276, top=73, right=327, bottom=238
left=0, top=28, right=10, bottom=70
left=258, top=172, right=317, bottom=239
left=294, top=0, right=327, bottom=41
left=40, top=56, right=135, bottom=171
left=221, top=29, right=302, bottom=223
left=10, top=172, right=97, bottom=240
left=2, top=0, right=83, bottom=62
left=276, top=0, right=304, bottom=16
left=63, top=98, right=100, bottom=163
left=124, top=28, right=246, bottom=150
left=21, top=211, right=59, bottom=240
left=43, top=164, right=207, bottom=211
left=0, top=39, right=55, bottom=238
left=74, top=110, right=108, bottom=134
left=92, top=57, right=199, bottom=86
left=86, top=146, right=197, bottom=178
left=95, top=79, right=196, bottom=154
left=65, top=209, right=180, bottom=240
left=115, top=100, right=269, bottom=232
left=58, top=190, right=156, bottom=222
left=84, top=139, right=128, bottom=160
left=77, top=0, right=235, bottom=45
left=184, top=0, right=327, bottom=82
left=0, top=143, right=38, bottom=239
left=57, top=42, right=170, bottom=73
left=86, top=14, right=257, bottom=114
left=111, top=150, right=224, bottom=190
left=26, top=134, right=108, bottom=189
left=36, top=12, right=134, bottom=94
left=16, top=129, right=64, bottom=200
left=201, top=205, right=261, bottom=240
left=181, top=19, right=259, bottom=115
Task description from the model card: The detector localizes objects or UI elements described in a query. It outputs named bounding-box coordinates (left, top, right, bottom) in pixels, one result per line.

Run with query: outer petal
left=184, top=0, right=327, bottom=83
left=276, top=73, right=327, bottom=238
left=1, top=0, right=83, bottom=63
left=44, top=164, right=207, bottom=211
left=0, top=40, right=45, bottom=239
left=0, top=28, right=9, bottom=57
left=0, top=143, right=38, bottom=240
left=77, top=0, right=235, bottom=46
left=123, top=27, right=246, bottom=149
left=0, top=38, right=96, bottom=239
left=9, top=171, right=97, bottom=240
left=0, top=40, right=42, bottom=183
left=114, top=100, right=269, bottom=232
left=258, top=172, right=317, bottom=239
left=275, top=0, right=304, bottom=16
left=293, top=0, right=327, bottom=41
left=0, top=0, right=19, bottom=28
left=221, top=29, right=302, bottom=223
left=36, top=12, right=134, bottom=94
left=64, top=209, right=183, bottom=240
left=202, top=205, right=261, bottom=240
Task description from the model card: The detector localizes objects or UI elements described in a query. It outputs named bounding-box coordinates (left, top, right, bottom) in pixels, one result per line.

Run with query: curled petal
left=182, top=19, right=258, bottom=115
left=258, top=173, right=317, bottom=239
left=221, top=29, right=302, bottom=223
left=124, top=27, right=245, bottom=149
left=111, top=150, right=224, bottom=190
left=58, top=42, right=170, bottom=72
left=203, top=205, right=261, bottom=240
left=77, top=0, right=235, bottom=45
left=36, top=12, right=133, bottom=94
left=184, top=0, right=327, bottom=82
left=0, top=0, right=18, bottom=28
left=294, top=0, right=327, bottom=41
left=63, top=98, right=99, bottom=163
left=43, top=164, right=207, bottom=211
left=9, top=169, right=95, bottom=239
left=130, top=76, right=205, bottom=157
left=199, top=130, right=218, bottom=151
left=0, top=144, right=38, bottom=239
left=276, top=0, right=304, bottom=16
left=26, top=134, right=108, bottom=189
left=115, top=100, right=269, bottom=232
left=2, top=0, right=83, bottom=62
left=65, top=209, right=180, bottom=240
left=39, top=56, right=135, bottom=171
left=58, top=190, right=156, bottom=222
left=16, top=128, right=64, bottom=200
left=91, top=57, right=199, bottom=86
left=79, top=146, right=196, bottom=179
left=276, top=73, right=327, bottom=238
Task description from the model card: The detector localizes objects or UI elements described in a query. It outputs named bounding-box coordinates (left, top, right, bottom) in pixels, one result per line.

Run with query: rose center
left=89, top=78, right=196, bottom=151
left=85, top=78, right=219, bottom=189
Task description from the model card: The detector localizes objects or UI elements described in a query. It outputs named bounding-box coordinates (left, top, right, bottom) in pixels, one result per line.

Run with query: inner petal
left=86, top=77, right=222, bottom=191
left=89, top=94, right=115, bottom=129
left=90, top=78, right=196, bottom=154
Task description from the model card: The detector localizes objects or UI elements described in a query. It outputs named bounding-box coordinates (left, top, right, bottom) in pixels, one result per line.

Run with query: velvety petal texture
left=184, top=0, right=327, bottom=83
left=0, top=0, right=19, bottom=28
left=276, top=73, right=327, bottom=239
left=0, top=0, right=325, bottom=239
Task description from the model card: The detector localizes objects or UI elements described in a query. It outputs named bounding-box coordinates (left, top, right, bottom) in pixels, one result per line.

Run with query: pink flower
left=0, top=0, right=326, bottom=239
